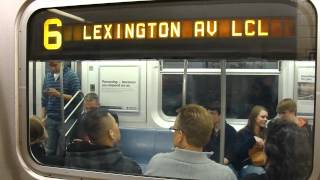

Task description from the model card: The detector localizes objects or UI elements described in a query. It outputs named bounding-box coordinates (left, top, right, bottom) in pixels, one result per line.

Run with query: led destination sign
left=43, top=17, right=295, bottom=50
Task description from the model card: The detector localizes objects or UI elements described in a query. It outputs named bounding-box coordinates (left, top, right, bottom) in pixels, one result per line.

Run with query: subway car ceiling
left=27, top=0, right=316, bottom=60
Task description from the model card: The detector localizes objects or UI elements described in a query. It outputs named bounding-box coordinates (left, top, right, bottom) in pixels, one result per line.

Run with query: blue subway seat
left=119, top=128, right=173, bottom=172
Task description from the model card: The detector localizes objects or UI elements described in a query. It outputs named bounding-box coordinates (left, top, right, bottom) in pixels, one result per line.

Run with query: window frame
left=18, top=0, right=320, bottom=179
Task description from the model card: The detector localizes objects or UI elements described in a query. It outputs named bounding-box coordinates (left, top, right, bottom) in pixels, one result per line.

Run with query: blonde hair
left=30, top=116, right=47, bottom=144
left=176, top=104, right=213, bottom=147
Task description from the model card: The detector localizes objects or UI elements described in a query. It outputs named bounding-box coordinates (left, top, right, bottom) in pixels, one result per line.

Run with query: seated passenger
left=73, top=92, right=100, bottom=141
left=30, top=115, right=48, bottom=164
left=65, top=107, right=141, bottom=174
left=203, top=105, right=237, bottom=166
left=30, top=115, right=64, bottom=166
left=243, top=119, right=312, bottom=180
left=145, top=104, right=236, bottom=180
left=74, top=92, right=118, bottom=141
left=275, top=98, right=312, bottom=142
left=233, top=105, right=268, bottom=178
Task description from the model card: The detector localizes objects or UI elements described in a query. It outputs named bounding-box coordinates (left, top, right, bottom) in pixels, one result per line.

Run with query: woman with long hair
left=233, top=105, right=268, bottom=178
left=30, top=115, right=64, bottom=166
left=243, top=119, right=312, bottom=180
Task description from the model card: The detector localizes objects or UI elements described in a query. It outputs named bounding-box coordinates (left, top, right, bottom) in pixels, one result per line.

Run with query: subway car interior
left=0, top=0, right=319, bottom=179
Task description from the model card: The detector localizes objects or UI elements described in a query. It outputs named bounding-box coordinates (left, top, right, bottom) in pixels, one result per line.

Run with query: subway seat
left=119, top=128, right=173, bottom=172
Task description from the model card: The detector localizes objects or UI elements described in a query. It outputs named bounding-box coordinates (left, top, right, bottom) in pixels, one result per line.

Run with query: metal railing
left=64, top=90, right=82, bottom=111
left=63, top=90, right=84, bottom=137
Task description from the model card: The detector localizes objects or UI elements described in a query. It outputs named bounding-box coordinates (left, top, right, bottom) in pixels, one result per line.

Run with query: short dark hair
left=204, top=105, right=221, bottom=115
left=84, top=92, right=99, bottom=102
left=265, top=119, right=312, bottom=180
left=84, top=107, right=115, bottom=144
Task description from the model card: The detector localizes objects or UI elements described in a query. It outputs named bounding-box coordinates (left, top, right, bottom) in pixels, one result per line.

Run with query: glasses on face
left=169, top=126, right=182, bottom=133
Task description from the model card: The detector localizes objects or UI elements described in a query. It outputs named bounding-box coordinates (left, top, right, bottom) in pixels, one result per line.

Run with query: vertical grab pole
left=59, top=62, right=65, bottom=156
left=219, top=60, right=227, bottom=164
left=182, top=59, right=188, bottom=106
left=32, top=62, right=37, bottom=115
left=60, top=63, right=65, bottom=123
left=160, top=59, right=163, bottom=72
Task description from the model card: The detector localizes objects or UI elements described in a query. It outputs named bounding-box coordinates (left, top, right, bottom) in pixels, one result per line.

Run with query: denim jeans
left=239, top=165, right=265, bottom=178
left=45, top=118, right=62, bottom=156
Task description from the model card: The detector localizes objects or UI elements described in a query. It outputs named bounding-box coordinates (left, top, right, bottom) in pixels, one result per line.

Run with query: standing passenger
left=203, top=105, right=237, bottom=166
left=145, top=104, right=236, bottom=180
left=233, top=105, right=268, bottom=178
left=41, top=61, right=80, bottom=156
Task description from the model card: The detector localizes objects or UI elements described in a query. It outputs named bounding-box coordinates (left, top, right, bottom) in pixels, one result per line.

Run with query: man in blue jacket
left=41, top=61, right=80, bottom=156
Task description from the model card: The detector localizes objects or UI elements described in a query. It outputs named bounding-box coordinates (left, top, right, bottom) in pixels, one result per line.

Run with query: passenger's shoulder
left=209, top=163, right=237, bottom=180
left=145, top=153, right=169, bottom=175
left=120, top=155, right=142, bottom=174
left=65, top=69, right=78, bottom=77
left=150, top=152, right=170, bottom=161
left=238, top=126, right=250, bottom=135
left=210, top=161, right=230, bottom=171
left=122, top=155, right=138, bottom=164
left=226, top=123, right=237, bottom=132
left=147, top=152, right=173, bottom=166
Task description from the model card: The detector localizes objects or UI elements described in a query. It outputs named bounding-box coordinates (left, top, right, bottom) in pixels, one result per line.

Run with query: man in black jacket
left=203, top=106, right=237, bottom=165
left=65, top=107, right=141, bottom=174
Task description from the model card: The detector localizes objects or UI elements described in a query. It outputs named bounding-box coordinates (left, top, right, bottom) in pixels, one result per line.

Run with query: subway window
left=24, top=0, right=316, bottom=179
left=161, top=60, right=279, bottom=119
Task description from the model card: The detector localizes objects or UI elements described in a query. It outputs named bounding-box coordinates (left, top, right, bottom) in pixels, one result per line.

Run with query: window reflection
left=162, top=74, right=278, bottom=118
left=162, top=75, right=183, bottom=116
left=161, top=60, right=279, bottom=118
left=227, top=76, right=278, bottom=119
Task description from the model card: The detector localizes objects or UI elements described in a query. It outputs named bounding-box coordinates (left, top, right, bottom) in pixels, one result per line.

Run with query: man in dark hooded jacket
left=65, top=107, right=141, bottom=174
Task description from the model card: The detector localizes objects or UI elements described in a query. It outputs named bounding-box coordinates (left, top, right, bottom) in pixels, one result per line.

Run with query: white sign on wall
left=297, top=67, right=315, bottom=115
left=99, top=66, right=140, bottom=112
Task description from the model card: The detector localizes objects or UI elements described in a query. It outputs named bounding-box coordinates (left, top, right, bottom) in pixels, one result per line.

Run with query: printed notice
left=99, top=66, right=140, bottom=112
left=297, top=67, right=315, bottom=116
